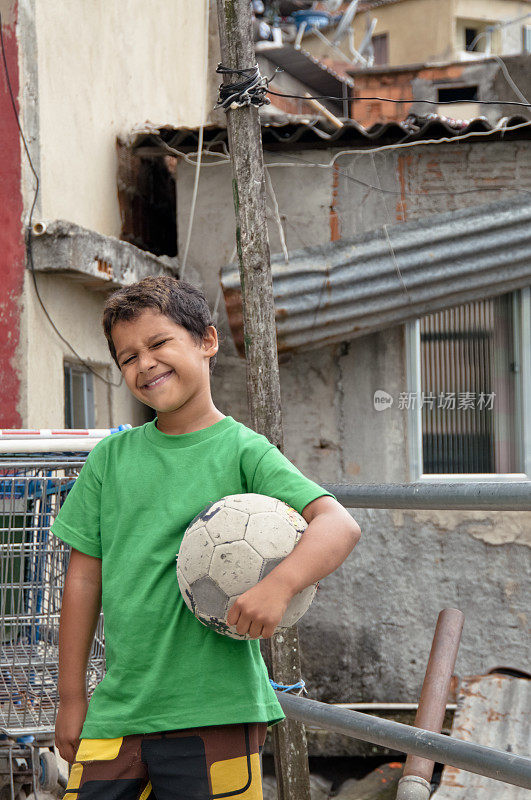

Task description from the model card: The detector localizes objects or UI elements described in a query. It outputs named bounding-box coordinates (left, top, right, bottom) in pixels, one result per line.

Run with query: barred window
left=407, top=291, right=531, bottom=479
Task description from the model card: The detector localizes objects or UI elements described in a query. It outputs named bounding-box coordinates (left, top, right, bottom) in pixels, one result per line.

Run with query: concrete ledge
left=29, top=219, right=176, bottom=290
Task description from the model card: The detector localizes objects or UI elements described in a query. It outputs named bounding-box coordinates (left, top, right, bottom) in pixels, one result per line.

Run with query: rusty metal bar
left=396, top=609, right=465, bottom=800
left=276, top=693, right=531, bottom=790
left=322, top=482, right=531, bottom=510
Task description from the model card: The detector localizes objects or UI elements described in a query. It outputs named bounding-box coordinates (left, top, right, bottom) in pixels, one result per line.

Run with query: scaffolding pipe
left=276, top=693, right=531, bottom=790
left=322, top=482, right=531, bottom=510
left=396, top=609, right=465, bottom=800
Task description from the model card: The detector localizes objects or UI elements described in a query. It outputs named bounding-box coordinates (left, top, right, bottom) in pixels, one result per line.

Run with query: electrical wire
left=152, top=122, right=531, bottom=200
left=0, top=11, right=122, bottom=389
left=180, top=0, right=210, bottom=279
left=266, top=118, right=531, bottom=159
left=266, top=87, right=531, bottom=108
left=264, top=147, right=531, bottom=199
left=215, top=58, right=531, bottom=108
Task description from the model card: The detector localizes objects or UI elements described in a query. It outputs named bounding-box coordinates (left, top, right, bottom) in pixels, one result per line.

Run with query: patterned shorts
left=64, top=722, right=267, bottom=799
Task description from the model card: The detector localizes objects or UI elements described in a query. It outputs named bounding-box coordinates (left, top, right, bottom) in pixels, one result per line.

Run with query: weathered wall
left=34, top=0, right=208, bottom=237
left=349, top=56, right=531, bottom=127
left=20, top=271, right=146, bottom=428
left=13, top=0, right=209, bottom=427
left=302, top=0, right=529, bottom=66
left=0, top=0, right=24, bottom=427
left=176, top=138, right=530, bottom=745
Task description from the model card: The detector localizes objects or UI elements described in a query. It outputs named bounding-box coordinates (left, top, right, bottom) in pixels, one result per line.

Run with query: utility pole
left=215, top=2, right=311, bottom=799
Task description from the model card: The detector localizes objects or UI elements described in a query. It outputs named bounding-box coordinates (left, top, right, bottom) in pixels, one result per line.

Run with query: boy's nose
left=137, top=352, right=158, bottom=371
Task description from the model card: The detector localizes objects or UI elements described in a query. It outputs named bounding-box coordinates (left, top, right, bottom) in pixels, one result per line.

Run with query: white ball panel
left=205, top=506, right=248, bottom=543
left=177, top=571, right=193, bottom=614
left=177, top=526, right=214, bottom=584
left=245, top=512, right=297, bottom=559
left=210, top=540, right=263, bottom=595
left=275, top=501, right=307, bottom=541
left=191, top=499, right=226, bottom=530
left=223, top=493, right=279, bottom=514
left=279, top=583, right=317, bottom=628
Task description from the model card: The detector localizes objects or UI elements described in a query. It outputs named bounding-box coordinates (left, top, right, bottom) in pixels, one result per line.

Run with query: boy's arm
left=227, top=495, right=360, bottom=639
left=55, top=548, right=102, bottom=763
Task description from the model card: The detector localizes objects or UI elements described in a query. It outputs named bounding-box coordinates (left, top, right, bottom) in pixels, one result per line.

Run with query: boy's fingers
left=236, top=614, right=251, bottom=636
left=248, top=621, right=263, bottom=639
left=227, top=603, right=240, bottom=627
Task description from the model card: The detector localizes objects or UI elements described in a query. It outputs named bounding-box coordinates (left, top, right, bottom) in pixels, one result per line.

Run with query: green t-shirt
left=50, top=415, right=333, bottom=738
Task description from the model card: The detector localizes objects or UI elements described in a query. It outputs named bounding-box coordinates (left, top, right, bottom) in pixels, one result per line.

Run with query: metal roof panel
left=221, top=196, right=531, bottom=354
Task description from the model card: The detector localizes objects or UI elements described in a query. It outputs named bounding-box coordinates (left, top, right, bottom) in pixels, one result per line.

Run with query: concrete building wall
left=0, top=1, right=25, bottom=427
left=13, top=0, right=210, bottom=427
left=175, top=139, right=530, bottom=745
left=302, top=0, right=529, bottom=67
left=19, top=271, right=146, bottom=429
left=34, top=0, right=208, bottom=237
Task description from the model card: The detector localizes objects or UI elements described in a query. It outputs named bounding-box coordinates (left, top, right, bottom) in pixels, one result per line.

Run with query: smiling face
left=112, top=309, right=219, bottom=417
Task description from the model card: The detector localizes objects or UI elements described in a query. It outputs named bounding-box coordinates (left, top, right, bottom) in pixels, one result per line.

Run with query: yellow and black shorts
left=64, top=722, right=267, bottom=799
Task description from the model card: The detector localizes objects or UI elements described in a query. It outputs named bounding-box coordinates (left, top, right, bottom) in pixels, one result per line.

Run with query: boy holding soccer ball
left=53, top=276, right=360, bottom=799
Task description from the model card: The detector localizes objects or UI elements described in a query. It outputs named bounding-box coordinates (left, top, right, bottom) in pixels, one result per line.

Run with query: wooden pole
left=214, top=2, right=311, bottom=799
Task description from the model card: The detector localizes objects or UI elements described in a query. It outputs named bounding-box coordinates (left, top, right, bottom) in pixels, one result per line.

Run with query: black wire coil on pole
left=215, top=63, right=272, bottom=111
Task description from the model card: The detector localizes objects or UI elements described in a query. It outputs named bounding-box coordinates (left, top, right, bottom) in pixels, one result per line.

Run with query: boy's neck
left=154, top=403, right=225, bottom=436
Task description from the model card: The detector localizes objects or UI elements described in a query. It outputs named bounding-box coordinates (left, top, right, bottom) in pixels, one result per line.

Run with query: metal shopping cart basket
left=0, top=427, right=129, bottom=800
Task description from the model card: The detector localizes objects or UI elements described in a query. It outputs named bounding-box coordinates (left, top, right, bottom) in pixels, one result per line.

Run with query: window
left=64, top=363, right=95, bottom=428
left=406, top=290, right=531, bottom=480
left=465, top=27, right=479, bottom=51
left=523, top=25, right=531, bottom=54
left=371, top=33, right=388, bottom=66
left=437, top=86, right=478, bottom=103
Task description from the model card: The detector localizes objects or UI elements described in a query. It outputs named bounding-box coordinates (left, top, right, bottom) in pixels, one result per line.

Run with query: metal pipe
left=396, top=609, right=464, bottom=800
left=276, top=693, right=531, bottom=790
left=322, top=482, right=531, bottom=510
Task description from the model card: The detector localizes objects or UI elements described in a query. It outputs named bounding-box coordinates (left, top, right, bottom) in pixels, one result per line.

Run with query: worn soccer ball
left=176, top=493, right=317, bottom=640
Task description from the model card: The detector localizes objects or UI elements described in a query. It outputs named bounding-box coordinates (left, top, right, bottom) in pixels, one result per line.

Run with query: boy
left=53, top=275, right=360, bottom=799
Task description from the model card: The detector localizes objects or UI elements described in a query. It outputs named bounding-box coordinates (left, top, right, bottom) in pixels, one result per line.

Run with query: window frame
left=406, top=288, right=531, bottom=482
left=64, top=362, right=96, bottom=429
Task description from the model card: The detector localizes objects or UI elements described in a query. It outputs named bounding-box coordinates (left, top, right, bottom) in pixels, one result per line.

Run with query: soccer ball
left=176, top=493, right=317, bottom=640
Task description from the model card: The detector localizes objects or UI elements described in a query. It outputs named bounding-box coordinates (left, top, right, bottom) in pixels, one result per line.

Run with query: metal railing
left=275, top=692, right=531, bottom=790
left=322, top=481, right=531, bottom=510
left=279, top=481, right=531, bottom=792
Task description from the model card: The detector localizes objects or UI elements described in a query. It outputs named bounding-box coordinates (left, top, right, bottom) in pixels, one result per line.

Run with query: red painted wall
left=0, top=1, right=24, bottom=426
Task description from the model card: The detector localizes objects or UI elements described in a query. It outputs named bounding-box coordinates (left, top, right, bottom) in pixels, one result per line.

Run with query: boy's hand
left=55, top=696, right=88, bottom=763
left=227, top=576, right=294, bottom=639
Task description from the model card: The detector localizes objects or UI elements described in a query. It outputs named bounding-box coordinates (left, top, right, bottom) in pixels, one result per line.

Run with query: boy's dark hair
left=102, top=276, right=217, bottom=374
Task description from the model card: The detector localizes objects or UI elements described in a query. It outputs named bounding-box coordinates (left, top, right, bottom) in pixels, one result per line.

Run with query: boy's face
left=112, top=309, right=218, bottom=414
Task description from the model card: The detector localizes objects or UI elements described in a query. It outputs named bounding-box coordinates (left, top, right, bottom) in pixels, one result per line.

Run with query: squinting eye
left=121, top=355, right=135, bottom=366
left=152, top=340, right=167, bottom=348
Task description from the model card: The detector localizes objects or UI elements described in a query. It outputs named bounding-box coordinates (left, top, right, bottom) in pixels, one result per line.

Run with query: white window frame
left=64, top=362, right=96, bottom=429
left=406, top=288, right=531, bottom=482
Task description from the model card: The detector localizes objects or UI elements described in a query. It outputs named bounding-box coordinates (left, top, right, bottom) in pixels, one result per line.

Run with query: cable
left=215, top=64, right=271, bottom=110
left=180, top=0, right=210, bottom=278
left=265, top=148, right=530, bottom=199
left=488, top=54, right=530, bottom=106
left=266, top=88, right=531, bottom=108
left=152, top=122, right=531, bottom=199
left=0, top=11, right=122, bottom=388
left=266, top=118, right=531, bottom=159
left=215, top=59, right=531, bottom=108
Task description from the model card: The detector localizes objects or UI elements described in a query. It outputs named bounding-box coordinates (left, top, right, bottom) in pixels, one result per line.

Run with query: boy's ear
left=202, top=325, right=219, bottom=356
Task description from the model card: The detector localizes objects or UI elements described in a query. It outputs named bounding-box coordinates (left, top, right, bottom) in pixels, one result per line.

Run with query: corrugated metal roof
left=433, top=673, right=530, bottom=799
left=129, top=115, right=531, bottom=153
left=220, top=196, right=531, bottom=355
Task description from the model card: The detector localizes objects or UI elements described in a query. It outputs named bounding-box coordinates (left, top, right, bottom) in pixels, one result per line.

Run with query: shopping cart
left=0, top=427, right=129, bottom=799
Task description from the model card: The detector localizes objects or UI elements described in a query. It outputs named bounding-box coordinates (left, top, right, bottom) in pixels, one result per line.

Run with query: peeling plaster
left=391, top=508, right=531, bottom=547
